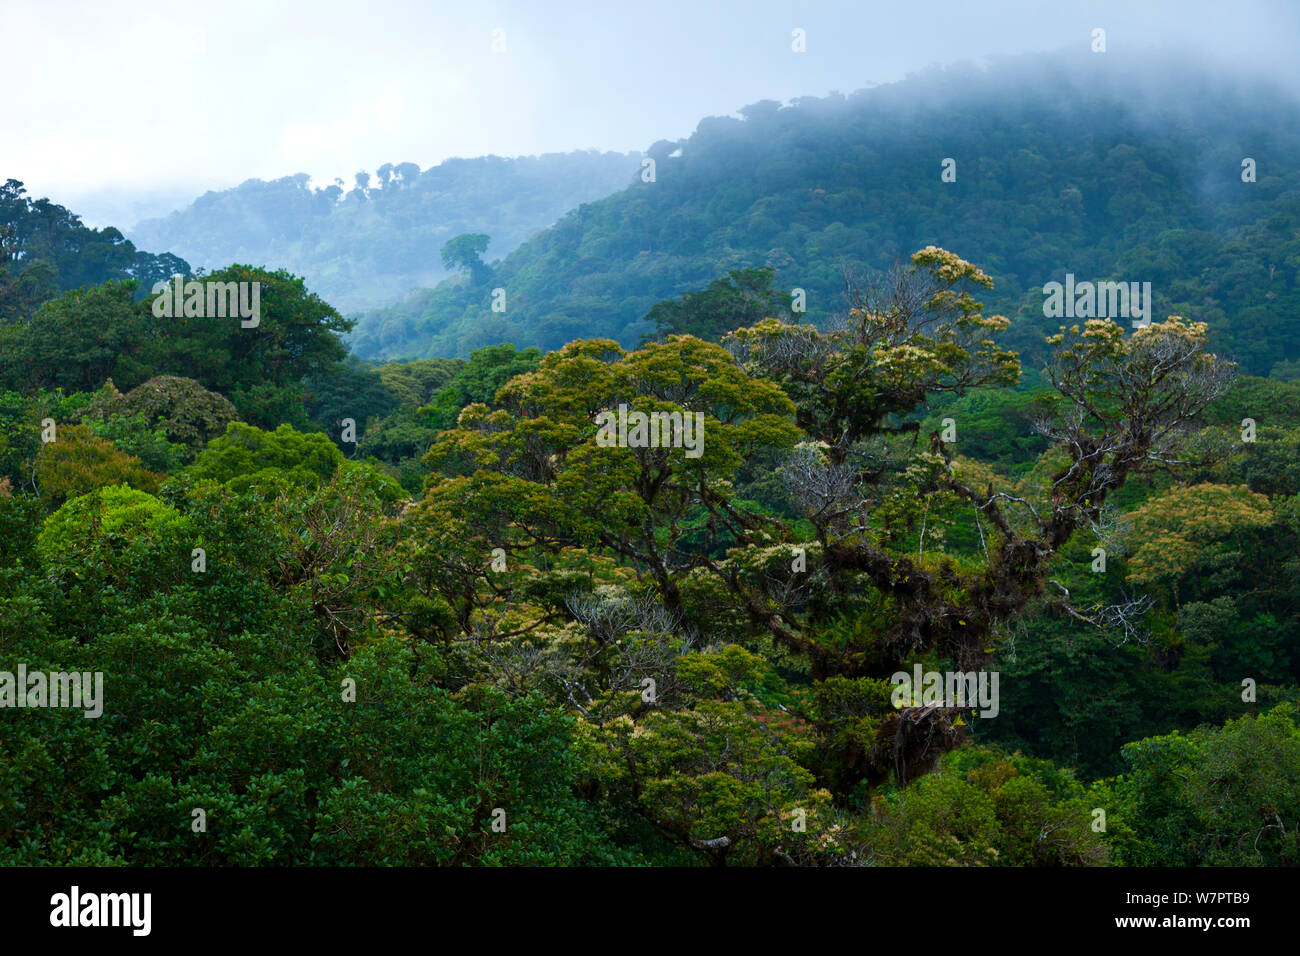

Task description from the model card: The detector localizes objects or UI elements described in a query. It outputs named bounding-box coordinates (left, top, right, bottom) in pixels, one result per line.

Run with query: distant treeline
left=127, top=151, right=643, bottom=314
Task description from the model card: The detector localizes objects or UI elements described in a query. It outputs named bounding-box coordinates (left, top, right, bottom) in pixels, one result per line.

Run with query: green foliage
left=84, top=375, right=239, bottom=462
left=858, top=746, right=1107, bottom=866
left=37, top=484, right=194, bottom=601
left=642, top=267, right=789, bottom=343
left=1104, top=705, right=1300, bottom=865
left=3, top=70, right=1299, bottom=866
left=0, top=486, right=42, bottom=567
left=187, top=422, right=347, bottom=493
left=1123, top=483, right=1273, bottom=596
left=0, top=178, right=189, bottom=324
left=34, top=424, right=160, bottom=508
left=85, top=413, right=185, bottom=473
left=6, top=280, right=155, bottom=393
left=148, top=264, right=352, bottom=427
left=440, top=233, right=492, bottom=286
left=0, top=388, right=94, bottom=487
left=375, top=358, right=462, bottom=408
left=418, top=343, right=543, bottom=431
left=1202, top=375, right=1300, bottom=428
left=921, top=388, right=1053, bottom=473
left=6, top=265, right=353, bottom=430
left=304, top=357, right=400, bottom=440
left=0, top=578, right=633, bottom=864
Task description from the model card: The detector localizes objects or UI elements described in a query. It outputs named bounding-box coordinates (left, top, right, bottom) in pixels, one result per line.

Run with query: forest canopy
left=3, top=50, right=1298, bottom=868
left=3, top=235, right=1295, bottom=867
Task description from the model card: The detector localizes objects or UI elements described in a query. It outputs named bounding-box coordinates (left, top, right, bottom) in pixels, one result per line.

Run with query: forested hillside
left=351, top=53, right=1300, bottom=375
left=128, top=151, right=643, bottom=314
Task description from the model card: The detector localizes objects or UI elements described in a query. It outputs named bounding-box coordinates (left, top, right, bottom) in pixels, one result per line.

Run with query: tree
left=1106, top=705, right=1300, bottom=865
left=0, top=178, right=190, bottom=325
left=83, top=375, right=239, bottom=462
left=145, top=264, right=352, bottom=426
left=12, top=280, right=153, bottom=392
left=440, top=233, right=492, bottom=285
left=393, top=162, right=421, bottom=186
left=11, top=265, right=353, bottom=429
left=187, top=421, right=403, bottom=503
left=858, top=745, right=1107, bottom=865
left=375, top=358, right=462, bottom=408
left=34, top=424, right=160, bottom=507
left=187, top=422, right=348, bottom=493
left=85, top=412, right=185, bottom=474
left=726, top=248, right=1020, bottom=465
left=304, top=358, right=400, bottom=443
left=642, top=267, right=791, bottom=344
left=417, top=343, right=541, bottom=431
left=405, top=248, right=1233, bottom=809
left=1123, top=483, right=1273, bottom=602
left=37, top=483, right=194, bottom=633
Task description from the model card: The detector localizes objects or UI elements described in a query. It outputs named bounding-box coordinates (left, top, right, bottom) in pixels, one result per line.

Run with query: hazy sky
left=4, top=0, right=1295, bottom=226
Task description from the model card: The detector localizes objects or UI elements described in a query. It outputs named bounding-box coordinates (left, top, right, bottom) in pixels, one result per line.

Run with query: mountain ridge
left=348, top=52, right=1300, bottom=376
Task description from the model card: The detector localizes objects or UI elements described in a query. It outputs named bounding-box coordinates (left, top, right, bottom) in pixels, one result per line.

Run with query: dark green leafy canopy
left=642, top=267, right=790, bottom=344
left=0, top=179, right=189, bottom=323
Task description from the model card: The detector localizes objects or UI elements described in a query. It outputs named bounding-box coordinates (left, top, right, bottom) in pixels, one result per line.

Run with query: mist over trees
left=350, top=53, right=1300, bottom=374
left=127, top=151, right=643, bottom=315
